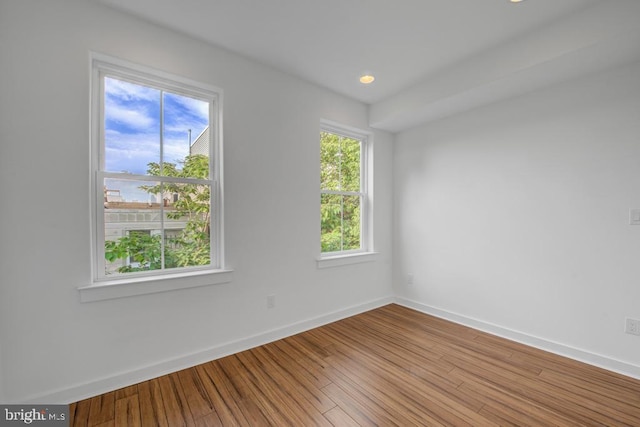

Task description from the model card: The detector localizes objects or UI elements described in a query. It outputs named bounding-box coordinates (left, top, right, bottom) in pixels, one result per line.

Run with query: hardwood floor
left=70, top=304, right=640, bottom=426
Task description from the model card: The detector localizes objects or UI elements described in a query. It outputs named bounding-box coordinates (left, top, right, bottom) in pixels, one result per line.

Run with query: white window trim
left=316, top=252, right=379, bottom=269
left=82, top=52, right=229, bottom=301
left=78, top=269, right=233, bottom=302
left=318, top=119, right=375, bottom=267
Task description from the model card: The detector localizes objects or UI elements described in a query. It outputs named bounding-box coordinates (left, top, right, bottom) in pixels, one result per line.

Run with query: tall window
left=91, top=55, right=222, bottom=282
left=320, top=122, right=371, bottom=256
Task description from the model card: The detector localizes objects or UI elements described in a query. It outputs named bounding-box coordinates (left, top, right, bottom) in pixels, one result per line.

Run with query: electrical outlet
left=625, top=318, right=640, bottom=336
left=407, top=274, right=414, bottom=285
left=630, top=209, right=640, bottom=225
left=267, top=294, right=276, bottom=309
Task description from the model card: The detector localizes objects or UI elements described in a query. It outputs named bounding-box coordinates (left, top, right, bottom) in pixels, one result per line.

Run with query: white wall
left=0, top=0, right=393, bottom=403
left=0, top=345, right=4, bottom=402
left=394, top=61, right=640, bottom=377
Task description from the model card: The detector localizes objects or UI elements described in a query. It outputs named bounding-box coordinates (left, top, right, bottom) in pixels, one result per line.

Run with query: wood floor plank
left=233, top=350, right=333, bottom=427
left=114, top=395, right=141, bottom=427
left=114, top=385, right=137, bottom=400
left=218, top=353, right=298, bottom=426
left=69, top=399, right=90, bottom=427
left=270, top=338, right=333, bottom=388
left=71, top=304, right=640, bottom=426
left=319, top=325, right=477, bottom=425
left=538, top=366, right=640, bottom=407
left=326, top=354, right=448, bottom=426
left=195, top=361, right=252, bottom=426
left=251, top=345, right=337, bottom=414
left=456, top=372, right=579, bottom=426
left=449, top=356, right=628, bottom=426
left=536, top=369, right=640, bottom=424
left=87, top=392, right=115, bottom=426
left=325, top=344, right=494, bottom=427
left=194, top=412, right=224, bottom=427
left=322, top=406, right=360, bottom=427
left=322, top=380, right=412, bottom=427
left=137, top=379, right=169, bottom=427
left=324, top=320, right=497, bottom=425
left=336, top=314, right=453, bottom=370
left=176, top=367, right=215, bottom=419
left=157, top=374, right=195, bottom=426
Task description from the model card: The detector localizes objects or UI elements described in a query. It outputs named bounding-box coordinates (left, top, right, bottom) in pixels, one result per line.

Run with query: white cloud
left=105, top=130, right=160, bottom=174
left=105, top=100, right=157, bottom=130
left=164, top=137, right=190, bottom=164
left=105, top=77, right=158, bottom=102
left=167, top=93, right=209, bottom=120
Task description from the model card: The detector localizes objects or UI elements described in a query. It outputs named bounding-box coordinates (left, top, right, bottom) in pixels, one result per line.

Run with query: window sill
left=79, top=269, right=233, bottom=302
left=316, top=252, right=378, bottom=269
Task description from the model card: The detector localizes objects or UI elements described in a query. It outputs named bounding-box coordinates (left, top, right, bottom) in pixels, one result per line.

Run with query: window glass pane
left=320, top=194, right=362, bottom=253
left=320, top=132, right=361, bottom=192
left=104, top=177, right=212, bottom=274
left=339, top=137, right=361, bottom=192
left=104, top=177, right=163, bottom=275
left=342, top=195, right=361, bottom=250
left=162, top=92, right=210, bottom=178
left=164, top=183, right=212, bottom=269
left=104, top=177, right=159, bottom=205
left=104, top=77, right=160, bottom=174
left=164, top=228, right=211, bottom=270
left=321, top=193, right=343, bottom=252
left=320, top=132, right=341, bottom=191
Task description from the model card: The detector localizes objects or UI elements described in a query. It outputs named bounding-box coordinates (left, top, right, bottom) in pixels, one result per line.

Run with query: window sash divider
left=99, top=171, right=212, bottom=186
left=320, top=190, right=364, bottom=197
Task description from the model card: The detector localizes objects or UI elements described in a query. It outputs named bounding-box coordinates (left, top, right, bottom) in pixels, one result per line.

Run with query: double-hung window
left=88, top=54, right=225, bottom=294
left=320, top=121, right=373, bottom=261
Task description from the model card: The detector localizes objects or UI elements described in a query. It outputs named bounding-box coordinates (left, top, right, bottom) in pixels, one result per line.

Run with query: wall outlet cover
left=625, top=318, right=640, bottom=336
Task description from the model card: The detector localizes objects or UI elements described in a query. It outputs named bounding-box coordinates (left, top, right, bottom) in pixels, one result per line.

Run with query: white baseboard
left=24, top=295, right=395, bottom=404
left=395, top=297, right=640, bottom=381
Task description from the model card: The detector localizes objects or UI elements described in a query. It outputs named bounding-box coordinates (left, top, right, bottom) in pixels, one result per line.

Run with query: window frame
left=318, top=120, right=375, bottom=266
left=83, top=53, right=230, bottom=301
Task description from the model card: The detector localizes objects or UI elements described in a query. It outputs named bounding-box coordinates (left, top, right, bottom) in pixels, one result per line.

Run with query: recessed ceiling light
left=510, top=0, right=525, bottom=3
left=359, top=75, right=375, bottom=84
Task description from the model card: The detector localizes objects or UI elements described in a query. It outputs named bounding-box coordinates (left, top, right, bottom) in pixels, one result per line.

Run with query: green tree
left=320, top=132, right=361, bottom=253
left=105, top=154, right=211, bottom=273
left=105, top=232, right=163, bottom=272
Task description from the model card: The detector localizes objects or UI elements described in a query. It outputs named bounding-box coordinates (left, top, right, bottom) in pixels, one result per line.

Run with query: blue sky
left=104, top=77, right=209, bottom=201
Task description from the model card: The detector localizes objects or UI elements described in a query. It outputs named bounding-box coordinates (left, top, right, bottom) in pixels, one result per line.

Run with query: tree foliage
left=105, top=232, right=163, bottom=272
left=105, top=154, right=211, bottom=273
left=320, top=132, right=361, bottom=253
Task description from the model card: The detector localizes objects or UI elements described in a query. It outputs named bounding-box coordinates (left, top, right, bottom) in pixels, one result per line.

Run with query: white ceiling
left=96, top=0, right=640, bottom=132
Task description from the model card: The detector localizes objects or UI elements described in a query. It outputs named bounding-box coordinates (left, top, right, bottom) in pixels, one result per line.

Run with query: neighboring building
left=190, top=126, right=209, bottom=156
